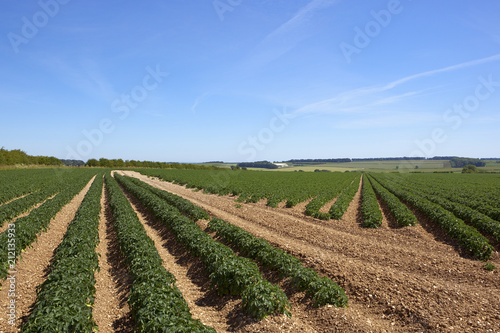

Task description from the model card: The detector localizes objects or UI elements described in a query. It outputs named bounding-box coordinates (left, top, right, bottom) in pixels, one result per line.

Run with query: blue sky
left=1, top=0, right=499, bottom=162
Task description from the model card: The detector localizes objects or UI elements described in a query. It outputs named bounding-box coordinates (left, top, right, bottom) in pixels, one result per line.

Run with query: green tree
left=86, top=158, right=99, bottom=167
left=462, top=164, right=478, bottom=173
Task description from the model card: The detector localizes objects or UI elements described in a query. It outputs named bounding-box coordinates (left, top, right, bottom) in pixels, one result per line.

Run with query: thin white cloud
left=332, top=111, right=442, bottom=130
left=191, top=92, right=213, bottom=114
left=262, top=0, right=339, bottom=43
left=381, top=53, right=500, bottom=91
left=295, top=53, right=500, bottom=115
left=242, top=0, right=339, bottom=72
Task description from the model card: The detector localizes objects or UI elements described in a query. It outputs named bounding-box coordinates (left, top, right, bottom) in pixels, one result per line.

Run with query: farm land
left=0, top=167, right=498, bottom=332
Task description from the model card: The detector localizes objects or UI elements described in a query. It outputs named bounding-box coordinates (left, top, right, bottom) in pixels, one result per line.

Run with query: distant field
left=234, top=160, right=499, bottom=173
left=277, top=160, right=446, bottom=172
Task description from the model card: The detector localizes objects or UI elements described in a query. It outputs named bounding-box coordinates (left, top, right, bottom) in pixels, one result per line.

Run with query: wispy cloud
left=191, top=92, right=213, bottom=114
left=241, top=0, right=340, bottom=72
left=381, top=53, right=500, bottom=91
left=332, top=111, right=442, bottom=130
left=262, top=0, right=339, bottom=43
left=295, top=53, right=500, bottom=115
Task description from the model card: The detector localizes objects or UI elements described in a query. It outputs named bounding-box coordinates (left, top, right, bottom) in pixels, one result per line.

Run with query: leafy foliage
left=0, top=170, right=96, bottom=280
left=371, top=174, right=493, bottom=260
left=450, top=157, right=485, bottom=168
left=23, top=174, right=104, bottom=332
left=0, top=147, right=62, bottom=166
left=139, top=168, right=362, bottom=209
left=329, top=175, right=361, bottom=219
left=367, top=175, right=418, bottom=227
left=208, top=218, right=348, bottom=308
left=374, top=175, right=500, bottom=244
left=123, top=175, right=209, bottom=220
left=304, top=174, right=357, bottom=220
left=360, top=176, right=383, bottom=228
left=115, top=174, right=291, bottom=319
left=105, top=174, right=215, bottom=332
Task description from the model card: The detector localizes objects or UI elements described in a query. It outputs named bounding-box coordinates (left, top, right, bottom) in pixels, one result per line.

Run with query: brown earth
left=0, top=177, right=95, bottom=332
left=118, top=170, right=500, bottom=333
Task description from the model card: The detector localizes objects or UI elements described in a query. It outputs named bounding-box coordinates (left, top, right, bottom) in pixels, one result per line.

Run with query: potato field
left=0, top=168, right=498, bottom=332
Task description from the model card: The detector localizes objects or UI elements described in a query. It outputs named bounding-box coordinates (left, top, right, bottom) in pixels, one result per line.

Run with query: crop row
left=376, top=176, right=500, bottom=244
left=23, top=174, right=104, bottom=332
left=371, top=174, right=493, bottom=260
left=0, top=169, right=62, bottom=205
left=304, top=174, right=357, bottom=220
left=377, top=173, right=500, bottom=222
left=0, top=188, right=56, bottom=228
left=139, top=169, right=361, bottom=208
left=124, top=175, right=209, bottom=220
left=105, top=174, right=214, bottom=332
left=360, top=177, right=383, bottom=228
left=367, top=175, right=418, bottom=227
left=208, top=217, right=348, bottom=307
left=123, top=175, right=348, bottom=307
left=329, top=174, right=361, bottom=219
left=115, top=174, right=291, bottom=319
left=0, top=172, right=95, bottom=280
left=0, top=169, right=99, bottom=227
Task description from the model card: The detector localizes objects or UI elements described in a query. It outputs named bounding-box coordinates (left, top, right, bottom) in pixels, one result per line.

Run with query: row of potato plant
left=138, top=168, right=362, bottom=208
left=208, top=218, right=348, bottom=307
left=378, top=176, right=500, bottom=243
left=371, top=174, right=493, bottom=260
left=329, top=174, right=361, bottom=219
left=366, top=175, right=418, bottom=227
left=378, top=173, right=500, bottom=222
left=23, top=174, right=104, bottom=332
left=0, top=172, right=95, bottom=280
left=114, top=174, right=291, bottom=319
left=124, top=175, right=209, bottom=220
left=126, top=175, right=348, bottom=307
left=304, top=174, right=357, bottom=220
left=105, top=174, right=215, bottom=332
left=360, top=177, right=383, bottom=228
left=0, top=169, right=62, bottom=205
left=0, top=187, right=57, bottom=227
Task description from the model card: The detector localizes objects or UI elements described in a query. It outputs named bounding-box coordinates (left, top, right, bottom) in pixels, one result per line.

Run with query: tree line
left=0, top=148, right=62, bottom=166
left=85, top=158, right=220, bottom=170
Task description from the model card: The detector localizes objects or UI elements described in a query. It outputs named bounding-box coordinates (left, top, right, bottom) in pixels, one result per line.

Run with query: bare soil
left=119, top=170, right=500, bottom=333
left=0, top=177, right=95, bottom=332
